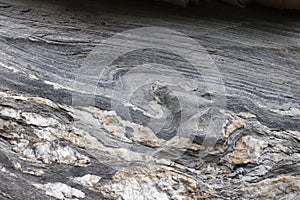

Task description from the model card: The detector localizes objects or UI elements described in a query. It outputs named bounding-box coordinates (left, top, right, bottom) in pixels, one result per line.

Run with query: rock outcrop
left=0, top=0, right=299, bottom=199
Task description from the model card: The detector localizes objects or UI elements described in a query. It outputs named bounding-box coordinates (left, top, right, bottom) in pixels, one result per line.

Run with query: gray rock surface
left=0, top=0, right=299, bottom=199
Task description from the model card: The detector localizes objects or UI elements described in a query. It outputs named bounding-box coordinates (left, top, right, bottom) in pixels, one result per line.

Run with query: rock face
left=160, top=0, right=300, bottom=9
left=0, top=0, right=300, bottom=199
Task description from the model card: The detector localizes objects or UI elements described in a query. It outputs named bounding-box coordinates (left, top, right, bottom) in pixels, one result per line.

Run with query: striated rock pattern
left=0, top=0, right=300, bottom=199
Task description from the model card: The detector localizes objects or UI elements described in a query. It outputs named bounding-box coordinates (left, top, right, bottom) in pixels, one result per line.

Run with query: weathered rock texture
left=0, top=0, right=300, bottom=199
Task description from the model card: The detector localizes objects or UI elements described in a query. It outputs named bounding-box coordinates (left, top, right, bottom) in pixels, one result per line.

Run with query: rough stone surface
left=0, top=0, right=299, bottom=199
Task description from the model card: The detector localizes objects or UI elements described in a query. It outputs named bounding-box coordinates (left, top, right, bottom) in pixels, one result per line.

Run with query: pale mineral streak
left=73, top=174, right=102, bottom=188
left=33, top=182, right=86, bottom=200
